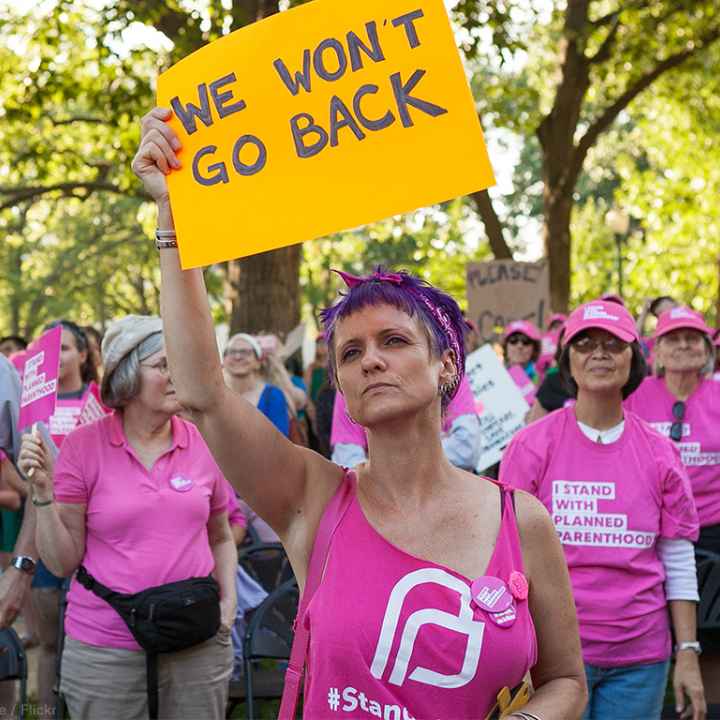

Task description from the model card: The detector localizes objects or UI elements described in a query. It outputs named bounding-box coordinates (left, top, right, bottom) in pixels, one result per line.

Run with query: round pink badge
left=487, top=601, right=517, bottom=628
left=470, top=576, right=513, bottom=613
left=509, top=571, right=529, bottom=601
left=169, top=476, right=193, bottom=492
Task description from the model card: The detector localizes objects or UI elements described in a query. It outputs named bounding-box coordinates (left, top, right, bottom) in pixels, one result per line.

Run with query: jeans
left=583, top=659, right=670, bottom=720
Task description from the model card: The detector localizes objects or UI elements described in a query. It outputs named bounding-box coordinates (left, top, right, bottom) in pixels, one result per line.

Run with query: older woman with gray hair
left=626, top=306, right=720, bottom=708
left=19, top=315, right=236, bottom=720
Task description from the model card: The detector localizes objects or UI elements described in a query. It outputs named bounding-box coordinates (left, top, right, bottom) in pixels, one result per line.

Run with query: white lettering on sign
left=551, top=481, right=655, bottom=549
left=20, top=351, right=57, bottom=408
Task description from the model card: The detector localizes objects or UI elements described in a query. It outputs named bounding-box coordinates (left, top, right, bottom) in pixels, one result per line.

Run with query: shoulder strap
left=278, top=471, right=355, bottom=719
left=75, top=566, right=127, bottom=606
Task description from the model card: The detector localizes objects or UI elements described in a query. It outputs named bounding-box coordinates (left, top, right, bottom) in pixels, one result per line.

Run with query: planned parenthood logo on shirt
left=552, top=481, right=656, bottom=549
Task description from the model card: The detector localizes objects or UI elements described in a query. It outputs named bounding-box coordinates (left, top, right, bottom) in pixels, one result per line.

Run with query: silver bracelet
left=155, top=228, right=178, bottom=249
left=508, top=713, right=543, bottom=720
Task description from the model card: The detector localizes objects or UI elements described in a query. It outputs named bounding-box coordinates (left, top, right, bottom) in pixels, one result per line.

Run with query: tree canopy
left=1, top=0, right=717, bottom=340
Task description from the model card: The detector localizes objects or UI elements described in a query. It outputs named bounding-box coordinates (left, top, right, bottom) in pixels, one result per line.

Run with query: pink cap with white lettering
left=563, top=300, right=638, bottom=344
left=547, top=313, right=567, bottom=329
left=502, top=320, right=541, bottom=343
left=654, top=306, right=711, bottom=340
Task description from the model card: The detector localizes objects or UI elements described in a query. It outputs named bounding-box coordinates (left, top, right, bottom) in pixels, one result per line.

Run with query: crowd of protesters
left=0, top=106, right=716, bottom=720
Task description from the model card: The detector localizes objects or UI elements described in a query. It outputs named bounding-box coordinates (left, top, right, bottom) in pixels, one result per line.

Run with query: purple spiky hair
left=320, top=267, right=468, bottom=406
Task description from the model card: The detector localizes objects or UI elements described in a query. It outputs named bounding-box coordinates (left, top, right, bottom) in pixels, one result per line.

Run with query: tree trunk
left=227, top=244, right=302, bottom=336
left=543, top=190, right=573, bottom=313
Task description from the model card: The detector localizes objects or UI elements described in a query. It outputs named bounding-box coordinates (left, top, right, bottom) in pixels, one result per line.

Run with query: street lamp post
left=605, top=208, right=630, bottom=299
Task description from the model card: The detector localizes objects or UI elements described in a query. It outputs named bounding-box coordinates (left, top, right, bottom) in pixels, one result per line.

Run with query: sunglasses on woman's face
left=670, top=401, right=686, bottom=442
left=224, top=348, right=255, bottom=359
left=507, top=335, right=533, bottom=347
left=571, top=335, right=629, bottom=355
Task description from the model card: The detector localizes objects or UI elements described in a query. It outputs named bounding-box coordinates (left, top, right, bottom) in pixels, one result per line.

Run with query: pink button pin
left=509, top=571, right=529, bottom=601
left=487, top=601, right=517, bottom=628
left=169, top=476, right=193, bottom=492
left=471, top=576, right=513, bottom=613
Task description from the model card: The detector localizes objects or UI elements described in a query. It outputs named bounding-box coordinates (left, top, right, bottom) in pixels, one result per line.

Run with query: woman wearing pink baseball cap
left=502, top=320, right=542, bottom=389
left=626, top=306, right=720, bottom=706
left=501, top=299, right=705, bottom=719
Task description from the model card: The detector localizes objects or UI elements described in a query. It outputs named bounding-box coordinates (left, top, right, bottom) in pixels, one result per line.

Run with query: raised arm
left=131, top=108, right=341, bottom=556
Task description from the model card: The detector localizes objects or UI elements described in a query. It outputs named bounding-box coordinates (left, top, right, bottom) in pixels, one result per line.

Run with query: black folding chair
left=242, top=578, right=299, bottom=720
left=696, top=548, right=720, bottom=631
left=0, top=628, right=27, bottom=720
left=238, top=543, right=294, bottom=594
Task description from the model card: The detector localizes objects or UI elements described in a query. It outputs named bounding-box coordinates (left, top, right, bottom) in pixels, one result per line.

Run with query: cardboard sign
left=18, top=326, right=61, bottom=431
left=466, top=260, right=550, bottom=345
left=156, top=0, right=494, bottom=268
left=465, top=345, right=529, bottom=472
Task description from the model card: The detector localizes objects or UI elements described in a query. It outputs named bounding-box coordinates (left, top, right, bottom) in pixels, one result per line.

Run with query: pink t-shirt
left=54, top=413, right=229, bottom=650
left=330, top=374, right=476, bottom=448
left=626, top=376, right=720, bottom=527
left=304, top=474, right=537, bottom=718
left=499, top=407, right=698, bottom=667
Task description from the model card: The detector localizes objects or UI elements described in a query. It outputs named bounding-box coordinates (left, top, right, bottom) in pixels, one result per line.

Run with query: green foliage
left=571, top=43, right=720, bottom=321
left=0, top=0, right=718, bottom=337
left=301, top=200, right=492, bottom=329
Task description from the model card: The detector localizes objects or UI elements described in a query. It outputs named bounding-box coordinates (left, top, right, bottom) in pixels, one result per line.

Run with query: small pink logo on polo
left=170, top=476, right=193, bottom=492
left=583, top=306, right=619, bottom=322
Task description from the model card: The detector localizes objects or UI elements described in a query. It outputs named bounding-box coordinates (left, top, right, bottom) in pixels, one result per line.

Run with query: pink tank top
left=303, top=474, right=537, bottom=719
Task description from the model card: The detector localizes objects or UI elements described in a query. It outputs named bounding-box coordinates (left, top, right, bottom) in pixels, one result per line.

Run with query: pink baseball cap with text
left=564, top=300, right=638, bottom=344
left=502, top=320, right=541, bottom=344
left=654, top=306, right=712, bottom=340
left=547, top=313, right=567, bottom=329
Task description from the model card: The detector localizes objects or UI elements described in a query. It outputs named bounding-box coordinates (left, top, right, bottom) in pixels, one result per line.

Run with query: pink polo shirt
left=225, top=485, right=247, bottom=528
left=331, top=374, right=477, bottom=447
left=626, top=376, right=720, bottom=528
left=500, top=407, right=698, bottom=667
left=54, top=413, right=229, bottom=650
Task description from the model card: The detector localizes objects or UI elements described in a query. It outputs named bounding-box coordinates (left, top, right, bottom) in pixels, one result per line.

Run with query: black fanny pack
left=75, top=566, right=221, bottom=718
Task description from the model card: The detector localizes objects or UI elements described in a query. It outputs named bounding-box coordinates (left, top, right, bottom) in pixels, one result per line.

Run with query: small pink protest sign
left=18, top=326, right=62, bottom=430
left=508, top=365, right=536, bottom=407
left=77, top=384, right=109, bottom=426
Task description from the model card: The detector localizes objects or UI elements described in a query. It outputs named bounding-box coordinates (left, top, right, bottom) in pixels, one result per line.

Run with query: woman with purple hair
left=131, top=107, right=587, bottom=719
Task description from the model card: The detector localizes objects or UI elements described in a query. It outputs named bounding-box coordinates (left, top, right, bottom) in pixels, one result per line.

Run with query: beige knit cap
left=100, top=315, right=163, bottom=400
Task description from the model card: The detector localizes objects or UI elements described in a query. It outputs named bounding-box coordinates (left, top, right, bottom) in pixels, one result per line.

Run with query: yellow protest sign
left=156, top=0, right=495, bottom=268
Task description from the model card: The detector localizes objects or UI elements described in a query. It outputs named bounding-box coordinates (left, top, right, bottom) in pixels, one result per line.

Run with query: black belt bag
left=75, top=566, right=221, bottom=719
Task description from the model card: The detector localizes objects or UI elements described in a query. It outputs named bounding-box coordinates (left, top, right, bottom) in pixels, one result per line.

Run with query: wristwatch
left=9, top=556, right=36, bottom=576
left=675, top=641, right=702, bottom=655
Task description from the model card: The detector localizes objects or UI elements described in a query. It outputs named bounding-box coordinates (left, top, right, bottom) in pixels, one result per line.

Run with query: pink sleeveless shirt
left=303, top=474, right=537, bottom=719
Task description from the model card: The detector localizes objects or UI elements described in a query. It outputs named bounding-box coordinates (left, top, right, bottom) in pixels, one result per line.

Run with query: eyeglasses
left=223, top=348, right=255, bottom=359
left=140, top=358, right=170, bottom=375
left=507, top=335, right=534, bottom=347
left=571, top=335, right=629, bottom=355
left=670, top=401, right=686, bottom=442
